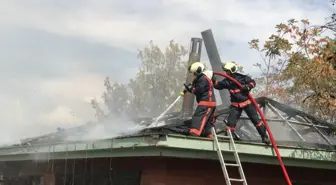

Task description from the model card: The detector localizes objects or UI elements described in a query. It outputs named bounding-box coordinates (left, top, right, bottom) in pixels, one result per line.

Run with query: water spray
left=149, top=89, right=187, bottom=128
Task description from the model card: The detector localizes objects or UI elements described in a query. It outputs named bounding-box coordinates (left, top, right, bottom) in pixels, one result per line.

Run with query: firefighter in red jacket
left=183, top=62, right=216, bottom=138
left=213, top=61, right=270, bottom=144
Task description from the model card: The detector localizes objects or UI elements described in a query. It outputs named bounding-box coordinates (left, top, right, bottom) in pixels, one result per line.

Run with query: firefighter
left=212, top=61, right=270, bottom=144
left=183, top=62, right=216, bottom=138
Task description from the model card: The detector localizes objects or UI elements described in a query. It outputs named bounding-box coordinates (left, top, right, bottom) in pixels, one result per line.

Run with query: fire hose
left=213, top=71, right=292, bottom=185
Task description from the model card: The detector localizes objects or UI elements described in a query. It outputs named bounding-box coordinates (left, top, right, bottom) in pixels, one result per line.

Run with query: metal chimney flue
left=180, top=38, right=202, bottom=118
left=201, top=29, right=230, bottom=106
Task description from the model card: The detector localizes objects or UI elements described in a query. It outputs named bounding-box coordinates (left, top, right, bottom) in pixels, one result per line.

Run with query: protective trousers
left=227, top=101, right=268, bottom=139
left=189, top=106, right=216, bottom=138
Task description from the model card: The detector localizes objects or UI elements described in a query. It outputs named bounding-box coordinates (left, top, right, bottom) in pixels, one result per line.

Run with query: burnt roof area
left=17, top=97, right=336, bottom=151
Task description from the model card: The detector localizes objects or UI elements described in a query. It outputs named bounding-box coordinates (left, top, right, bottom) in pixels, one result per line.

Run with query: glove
left=184, top=83, right=194, bottom=93
left=240, top=84, right=251, bottom=93
left=211, top=76, right=218, bottom=86
left=211, top=75, right=216, bottom=83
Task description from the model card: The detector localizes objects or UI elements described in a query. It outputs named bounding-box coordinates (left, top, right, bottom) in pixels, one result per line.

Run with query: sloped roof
left=16, top=97, right=336, bottom=151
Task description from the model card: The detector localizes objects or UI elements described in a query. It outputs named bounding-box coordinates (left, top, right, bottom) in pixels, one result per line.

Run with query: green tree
left=92, top=40, right=188, bottom=119
left=128, top=40, right=188, bottom=116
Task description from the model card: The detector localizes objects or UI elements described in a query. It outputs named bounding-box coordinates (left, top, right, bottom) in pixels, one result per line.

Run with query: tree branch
left=302, top=93, right=316, bottom=104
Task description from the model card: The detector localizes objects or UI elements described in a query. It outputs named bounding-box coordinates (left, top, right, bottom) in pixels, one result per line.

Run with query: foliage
left=91, top=40, right=188, bottom=120
left=248, top=29, right=292, bottom=102
left=325, top=0, right=336, bottom=32
left=90, top=98, right=105, bottom=121
left=127, top=40, right=188, bottom=116
left=249, top=19, right=336, bottom=122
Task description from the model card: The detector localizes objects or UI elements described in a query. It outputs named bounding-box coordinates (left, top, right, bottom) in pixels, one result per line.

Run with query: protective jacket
left=214, top=73, right=255, bottom=106
left=191, top=73, right=216, bottom=107
left=188, top=72, right=217, bottom=138
left=214, top=73, right=270, bottom=144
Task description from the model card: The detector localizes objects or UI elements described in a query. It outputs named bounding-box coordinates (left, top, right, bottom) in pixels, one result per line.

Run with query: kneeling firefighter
left=183, top=62, right=217, bottom=138
left=212, top=61, right=270, bottom=144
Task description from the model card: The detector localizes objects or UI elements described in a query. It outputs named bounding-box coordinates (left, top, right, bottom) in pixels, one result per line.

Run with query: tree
left=325, top=0, right=336, bottom=32
left=90, top=98, right=105, bottom=121
left=92, top=40, right=188, bottom=119
left=91, top=77, right=131, bottom=119
left=249, top=19, right=336, bottom=122
left=128, top=40, right=188, bottom=117
left=248, top=32, right=292, bottom=102
left=102, top=77, right=131, bottom=115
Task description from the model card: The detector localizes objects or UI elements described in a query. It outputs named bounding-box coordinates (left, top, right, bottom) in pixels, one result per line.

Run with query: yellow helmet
left=188, top=62, right=205, bottom=74
left=222, top=61, right=238, bottom=73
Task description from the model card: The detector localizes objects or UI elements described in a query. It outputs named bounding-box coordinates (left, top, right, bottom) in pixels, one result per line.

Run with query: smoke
left=0, top=122, right=62, bottom=147
left=0, top=109, right=147, bottom=148
left=65, top=115, right=146, bottom=142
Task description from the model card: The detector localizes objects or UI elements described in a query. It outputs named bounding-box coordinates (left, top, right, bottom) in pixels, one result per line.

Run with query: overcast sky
left=0, top=0, right=333, bottom=144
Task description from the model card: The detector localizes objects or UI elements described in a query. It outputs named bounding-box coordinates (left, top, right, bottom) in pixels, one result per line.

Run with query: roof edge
left=0, top=134, right=334, bottom=170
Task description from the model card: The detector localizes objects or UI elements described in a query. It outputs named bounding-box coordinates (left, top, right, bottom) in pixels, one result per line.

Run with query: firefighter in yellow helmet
left=183, top=62, right=216, bottom=138
left=213, top=61, right=270, bottom=144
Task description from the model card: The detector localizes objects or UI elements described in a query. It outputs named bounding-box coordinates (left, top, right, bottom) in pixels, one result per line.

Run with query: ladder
left=211, top=127, right=248, bottom=185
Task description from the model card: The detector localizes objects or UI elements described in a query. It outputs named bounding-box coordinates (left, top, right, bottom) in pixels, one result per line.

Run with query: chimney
left=201, top=29, right=230, bottom=106
left=180, top=38, right=202, bottom=118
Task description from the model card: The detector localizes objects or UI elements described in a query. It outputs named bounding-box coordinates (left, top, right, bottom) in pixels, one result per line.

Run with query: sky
left=0, top=0, right=333, bottom=144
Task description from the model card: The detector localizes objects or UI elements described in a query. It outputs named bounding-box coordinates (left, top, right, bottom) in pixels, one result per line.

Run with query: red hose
left=214, top=72, right=292, bottom=185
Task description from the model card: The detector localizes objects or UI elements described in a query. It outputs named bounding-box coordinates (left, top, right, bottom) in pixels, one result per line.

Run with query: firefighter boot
left=256, top=125, right=270, bottom=145
left=202, top=127, right=214, bottom=139
left=262, top=136, right=271, bottom=145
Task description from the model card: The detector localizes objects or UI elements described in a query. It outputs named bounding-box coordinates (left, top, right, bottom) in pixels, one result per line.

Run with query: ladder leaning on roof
left=211, top=127, right=248, bottom=185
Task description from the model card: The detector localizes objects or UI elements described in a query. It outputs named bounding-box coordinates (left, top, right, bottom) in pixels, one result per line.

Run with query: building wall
left=0, top=157, right=334, bottom=185
left=138, top=157, right=335, bottom=185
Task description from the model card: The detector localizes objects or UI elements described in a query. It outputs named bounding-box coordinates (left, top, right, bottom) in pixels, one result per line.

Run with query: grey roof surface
left=15, top=97, right=336, bottom=151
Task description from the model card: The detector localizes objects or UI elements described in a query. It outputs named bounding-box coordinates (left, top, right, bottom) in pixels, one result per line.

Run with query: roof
left=138, top=97, right=336, bottom=150
left=0, top=133, right=335, bottom=170
left=1, top=97, right=335, bottom=168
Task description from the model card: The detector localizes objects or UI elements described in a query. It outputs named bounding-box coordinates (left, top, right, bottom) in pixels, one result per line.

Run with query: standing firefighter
left=183, top=62, right=216, bottom=138
left=213, top=61, right=270, bottom=144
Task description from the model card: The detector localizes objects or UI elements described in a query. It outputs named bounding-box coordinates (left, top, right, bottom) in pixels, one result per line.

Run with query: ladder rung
left=217, top=135, right=230, bottom=139
left=218, top=149, right=235, bottom=152
left=229, top=178, right=244, bottom=182
left=225, top=163, right=239, bottom=167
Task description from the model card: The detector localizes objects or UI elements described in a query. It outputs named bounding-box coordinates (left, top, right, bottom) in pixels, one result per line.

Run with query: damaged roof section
left=16, top=97, right=336, bottom=152
left=141, top=97, right=336, bottom=150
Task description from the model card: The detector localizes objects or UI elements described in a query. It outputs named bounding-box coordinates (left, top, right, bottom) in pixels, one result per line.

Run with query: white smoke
left=65, top=116, right=146, bottom=142
left=0, top=112, right=147, bottom=148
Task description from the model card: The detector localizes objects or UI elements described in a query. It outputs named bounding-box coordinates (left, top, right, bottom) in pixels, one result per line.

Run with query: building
left=0, top=97, right=334, bottom=185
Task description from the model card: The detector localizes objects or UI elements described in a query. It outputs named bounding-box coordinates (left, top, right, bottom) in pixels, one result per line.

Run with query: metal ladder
left=211, top=127, right=248, bottom=185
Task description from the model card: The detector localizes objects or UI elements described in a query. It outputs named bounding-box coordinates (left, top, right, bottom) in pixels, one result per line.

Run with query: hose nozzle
left=180, top=90, right=186, bottom=96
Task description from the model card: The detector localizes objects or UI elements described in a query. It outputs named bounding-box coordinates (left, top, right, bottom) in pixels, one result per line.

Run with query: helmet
left=222, top=61, right=238, bottom=73
left=188, top=62, right=205, bottom=74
